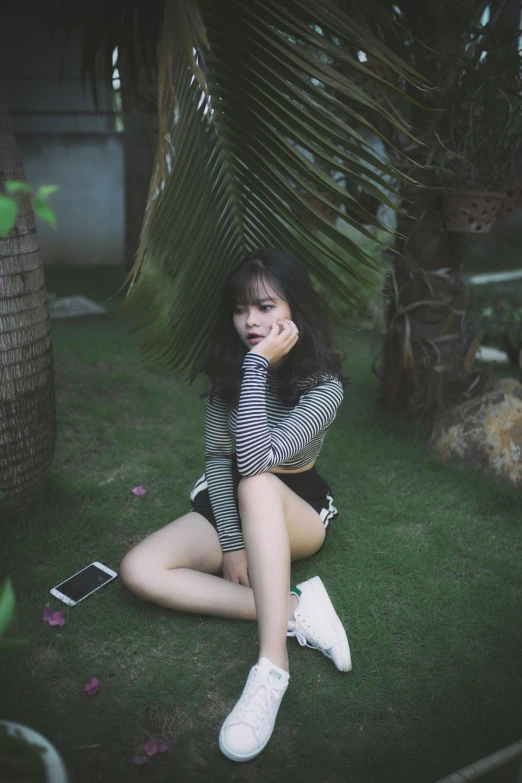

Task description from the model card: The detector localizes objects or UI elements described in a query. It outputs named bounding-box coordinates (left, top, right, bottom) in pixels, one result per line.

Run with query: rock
left=429, top=391, right=522, bottom=486
left=49, top=295, right=108, bottom=320
left=488, top=378, right=522, bottom=397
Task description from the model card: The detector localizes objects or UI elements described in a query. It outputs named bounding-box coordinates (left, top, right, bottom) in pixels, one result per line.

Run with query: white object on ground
left=49, top=295, right=107, bottom=319
left=431, top=739, right=522, bottom=783
left=468, top=270, right=522, bottom=285
left=475, top=346, right=509, bottom=363
left=0, top=720, right=69, bottom=783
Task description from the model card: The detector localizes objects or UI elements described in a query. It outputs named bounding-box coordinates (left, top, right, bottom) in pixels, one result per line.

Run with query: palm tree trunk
left=376, top=179, right=487, bottom=416
left=0, top=76, right=56, bottom=518
left=374, top=1, right=494, bottom=417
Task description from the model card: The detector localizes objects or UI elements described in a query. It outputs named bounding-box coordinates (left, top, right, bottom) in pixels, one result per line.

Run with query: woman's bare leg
left=238, top=474, right=293, bottom=671
left=120, top=484, right=325, bottom=631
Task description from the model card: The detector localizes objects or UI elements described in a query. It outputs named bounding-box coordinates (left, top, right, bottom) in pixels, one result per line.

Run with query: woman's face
left=232, top=279, right=292, bottom=355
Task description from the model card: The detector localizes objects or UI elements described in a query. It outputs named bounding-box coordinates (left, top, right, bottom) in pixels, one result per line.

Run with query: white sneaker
left=287, top=576, right=352, bottom=672
left=218, top=657, right=290, bottom=762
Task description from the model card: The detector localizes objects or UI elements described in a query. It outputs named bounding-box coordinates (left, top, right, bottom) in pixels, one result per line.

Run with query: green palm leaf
left=114, top=0, right=426, bottom=376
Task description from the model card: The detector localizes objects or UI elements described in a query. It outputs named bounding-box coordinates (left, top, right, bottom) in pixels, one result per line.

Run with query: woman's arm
left=205, top=379, right=245, bottom=552
left=235, top=353, right=344, bottom=476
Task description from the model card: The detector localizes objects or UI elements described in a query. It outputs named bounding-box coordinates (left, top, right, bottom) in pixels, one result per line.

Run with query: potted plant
left=426, top=65, right=522, bottom=233
left=0, top=578, right=69, bottom=783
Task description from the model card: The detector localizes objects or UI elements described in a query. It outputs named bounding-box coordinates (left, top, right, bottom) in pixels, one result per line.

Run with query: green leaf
left=115, top=0, right=426, bottom=376
left=5, top=180, right=33, bottom=194
left=0, top=491, right=5, bottom=500
left=33, top=199, right=57, bottom=229
left=0, top=578, right=15, bottom=638
left=0, top=197, right=18, bottom=238
left=35, top=184, right=60, bottom=200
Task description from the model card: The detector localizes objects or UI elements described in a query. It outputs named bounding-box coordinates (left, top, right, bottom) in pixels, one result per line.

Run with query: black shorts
left=189, top=457, right=339, bottom=538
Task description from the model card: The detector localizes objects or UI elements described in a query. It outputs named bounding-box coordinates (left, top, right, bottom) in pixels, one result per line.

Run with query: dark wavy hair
left=190, top=248, right=350, bottom=407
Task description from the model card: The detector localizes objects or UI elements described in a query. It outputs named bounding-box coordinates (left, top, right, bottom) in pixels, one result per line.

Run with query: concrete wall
left=2, top=2, right=124, bottom=266
left=15, top=134, right=124, bottom=266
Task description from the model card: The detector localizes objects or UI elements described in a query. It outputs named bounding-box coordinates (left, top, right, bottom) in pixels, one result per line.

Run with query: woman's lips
left=248, top=336, right=263, bottom=344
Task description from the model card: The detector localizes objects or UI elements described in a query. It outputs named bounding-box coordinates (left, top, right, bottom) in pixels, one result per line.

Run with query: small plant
left=0, top=181, right=59, bottom=239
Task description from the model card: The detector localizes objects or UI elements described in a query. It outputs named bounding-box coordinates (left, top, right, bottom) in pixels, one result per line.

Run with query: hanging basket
left=496, top=180, right=522, bottom=216
left=442, top=190, right=506, bottom=233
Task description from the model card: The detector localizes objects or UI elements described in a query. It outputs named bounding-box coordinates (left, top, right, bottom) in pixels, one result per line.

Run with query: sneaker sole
left=218, top=725, right=272, bottom=762
left=308, top=576, right=352, bottom=672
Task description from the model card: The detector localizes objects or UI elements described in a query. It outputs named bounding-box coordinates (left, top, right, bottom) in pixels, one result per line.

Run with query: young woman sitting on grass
left=120, top=248, right=352, bottom=762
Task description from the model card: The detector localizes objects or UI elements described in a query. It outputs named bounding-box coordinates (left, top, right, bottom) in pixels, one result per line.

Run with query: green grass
left=1, top=269, right=521, bottom=783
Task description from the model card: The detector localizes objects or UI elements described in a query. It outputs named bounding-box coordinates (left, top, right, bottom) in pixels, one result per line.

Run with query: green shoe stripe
left=290, top=585, right=302, bottom=597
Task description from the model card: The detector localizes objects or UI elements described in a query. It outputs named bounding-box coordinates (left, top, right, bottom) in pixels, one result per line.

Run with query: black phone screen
left=55, top=565, right=115, bottom=602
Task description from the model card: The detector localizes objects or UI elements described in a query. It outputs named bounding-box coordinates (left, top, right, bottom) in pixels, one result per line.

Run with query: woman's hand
left=250, top=319, right=299, bottom=366
left=223, top=549, right=250, bottom=586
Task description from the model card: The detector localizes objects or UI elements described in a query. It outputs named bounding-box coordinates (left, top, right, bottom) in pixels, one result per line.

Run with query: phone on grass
left=50, top=562, right=118, bottom=606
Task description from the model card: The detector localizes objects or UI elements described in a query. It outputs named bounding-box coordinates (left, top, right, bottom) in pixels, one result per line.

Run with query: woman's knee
left=237, top=472, right=278, bottom=498
left=119, top=550, right=151, bottom=592
left=120, top=512, right=224, bottom=588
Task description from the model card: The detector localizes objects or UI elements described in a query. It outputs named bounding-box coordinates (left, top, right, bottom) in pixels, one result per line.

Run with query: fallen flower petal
left=132, top=486, right=146, bottom=497
left=84, top=677, right=100, bottom=695
left=42, top=603, right=65, bottom=627
left=144, top=738, right=168, bottom=757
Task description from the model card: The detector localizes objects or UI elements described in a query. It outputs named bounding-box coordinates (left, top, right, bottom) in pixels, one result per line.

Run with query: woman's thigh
left=238, top=474, right=326, bottom=562
left=120, top=511, right=224, bottom=584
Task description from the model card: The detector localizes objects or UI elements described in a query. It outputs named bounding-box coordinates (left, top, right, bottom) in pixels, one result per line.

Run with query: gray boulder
left=429, top=388, right=522, bottom=486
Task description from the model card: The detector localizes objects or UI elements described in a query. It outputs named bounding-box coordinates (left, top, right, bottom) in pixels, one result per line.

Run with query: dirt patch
left=46, top=673, right=77, bottom=705
left=138, top=673, right=229, bottom=766
left=142, top=704, right=193, bottom=738
left=31, top=643, right=60, bottom=666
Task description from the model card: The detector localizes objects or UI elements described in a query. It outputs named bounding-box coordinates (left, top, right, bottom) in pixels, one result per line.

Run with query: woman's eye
left=234, top=305, right=272, bottom=314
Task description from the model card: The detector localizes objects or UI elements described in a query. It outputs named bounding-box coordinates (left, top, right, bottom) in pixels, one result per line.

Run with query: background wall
left=1, top=2, right=124, bottom=266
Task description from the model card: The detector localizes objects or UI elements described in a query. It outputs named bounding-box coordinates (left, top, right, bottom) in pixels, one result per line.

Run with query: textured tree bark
left=376, top=179, right=487, bottom=416
left=374, top=0, right=500, bottom=417
left=118, top=54, right=159, bottom=273
left=0, top=76, right=56, bottom=517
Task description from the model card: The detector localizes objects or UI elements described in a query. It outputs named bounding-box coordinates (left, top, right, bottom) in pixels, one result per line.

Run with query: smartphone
left=50, top=562, right=118, bottom=606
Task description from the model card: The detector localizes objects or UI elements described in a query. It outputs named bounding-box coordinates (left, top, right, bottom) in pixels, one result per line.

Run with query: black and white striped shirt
left=192, top=352, right=344, bottom=552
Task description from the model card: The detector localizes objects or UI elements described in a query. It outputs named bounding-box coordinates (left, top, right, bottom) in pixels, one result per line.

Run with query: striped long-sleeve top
left=193, top=352, right=344, bottom=552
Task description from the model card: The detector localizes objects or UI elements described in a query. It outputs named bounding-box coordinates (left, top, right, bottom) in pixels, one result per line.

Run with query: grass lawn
left=1, top=268, right=521, bottom=783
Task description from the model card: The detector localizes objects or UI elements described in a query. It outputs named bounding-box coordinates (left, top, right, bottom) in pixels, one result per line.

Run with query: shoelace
left=234, top=668, right=284, bottom=731
left=289, top=617, right=331, bottom=654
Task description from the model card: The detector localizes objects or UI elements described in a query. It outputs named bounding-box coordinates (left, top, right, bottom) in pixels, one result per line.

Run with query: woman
left=120, top=248, right=351, bottom=762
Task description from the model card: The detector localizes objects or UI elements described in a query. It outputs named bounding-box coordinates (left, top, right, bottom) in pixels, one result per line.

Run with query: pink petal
left=84, top=677, right=100, bottom=695
left=144, top=738, right=168, bottom=757
left=132, top=755, right=152, bottom=767
left=42, top=603, right=65, bottom=626
left=132, top=486, right=146, bottom=496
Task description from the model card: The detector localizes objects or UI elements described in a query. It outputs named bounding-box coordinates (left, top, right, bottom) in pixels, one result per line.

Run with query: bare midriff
left=268, top=460, right=316, bottom=474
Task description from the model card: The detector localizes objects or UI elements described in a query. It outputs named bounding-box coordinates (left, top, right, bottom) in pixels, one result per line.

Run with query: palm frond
left=48, top=1, right=164, bottom=109
left=115, top=0, right=427, bottom=376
